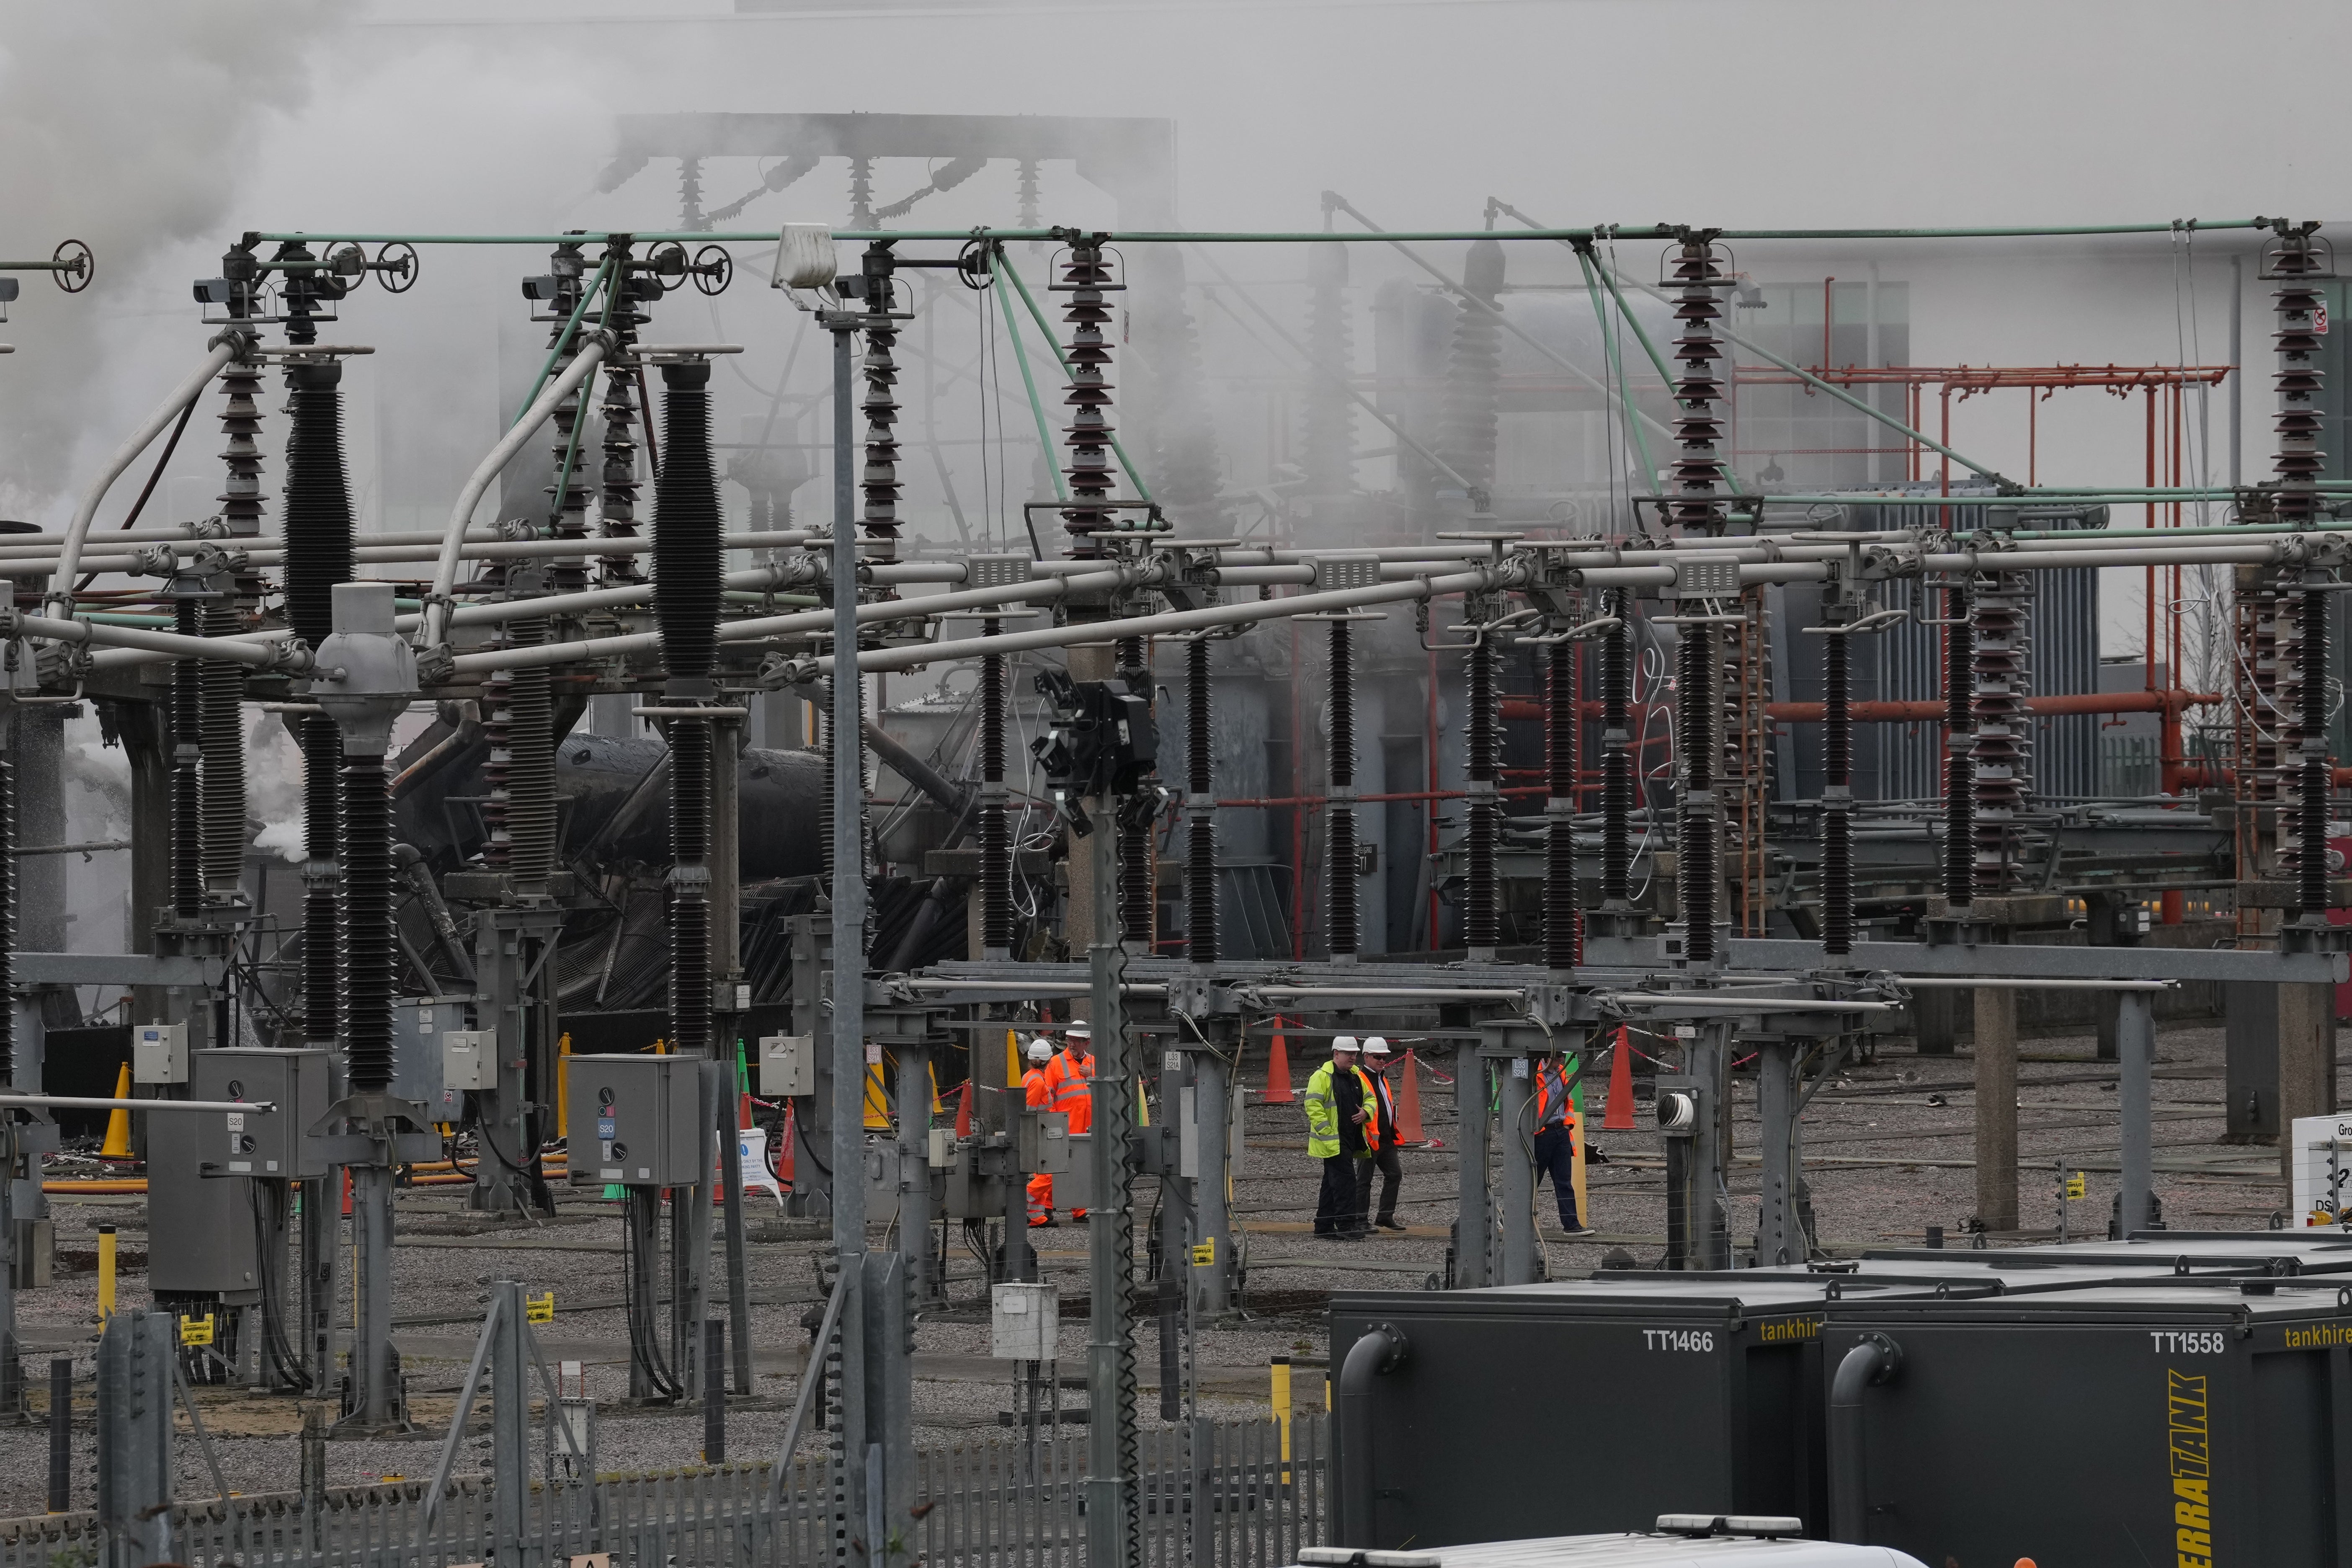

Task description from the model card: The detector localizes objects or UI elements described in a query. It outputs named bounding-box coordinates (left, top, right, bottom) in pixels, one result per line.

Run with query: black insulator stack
left=1300, top=240, right=1355, bottom=493
left=1186, top=636, right=1217, bottom=966
left=860, top=259, right=903, bottom=553
left=653, top=362, right=722, bottom=683
left=1058, top=241, right=1120, bottom=556
left=1015, top=160, right=1042, bottom=230
left=546, top=339, right=593, bottom=596
left=1116, top=636, right=1152, bottom=947
left=1821, top=629, right=1855, bottom=957
left=284, top=359, right=355, bottom=1046
left=1327, top=622, right=1358, bottom=962
left=1465, top=631, right=1501, bottom=957
left=1435, top=238, right=1504, bottom=499
left=1677, top=625, right=1718, bottom=964
left=199, top=599, right=247, bottom=900
left=217, top=357, right=265, bottom=537
left=1599, top=590, right=1634, bottom=908
left=598, top=358, right=645, bottom=584
left=339, top=756, right=394, bottom=1091
left=2297, top=585, right=2333, bottom=917
left=482, top=626, right=557, bottom=894
left=0, top=749, right=13, bottom=1085
left=171, top=598, right=204, bottom=918
left=1544, top=637, right=1579, bottom=970
left=980, top=629, right=1012, bottom=957
left=1944, top=585, right=1977, bottom=909
left=2273, top=229, right=2327, bottom=525
left=669, top=718, right=713, bottom=1058
left=1667, top=239, right=1729, bottom=534
left=654, top=359, right=724, bottom=1061
left=1970, top=574, right=2032, bottom=894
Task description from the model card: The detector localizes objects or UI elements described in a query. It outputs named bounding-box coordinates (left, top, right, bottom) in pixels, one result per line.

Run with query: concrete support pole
left=1973, top=988, right=2019, bottom=1232
left=896, top=1040, right=934, bottom=1302
left=1084, top=779, right=1137, bottom=1568
left=2278, top=981, right=2338, bottom=1183
left=490, top=1280, right=527, bottom=1568
left=94, top=1312, right=172, bottom=1568
left=2116, top=989, right=2156, bottom=1237
left=1453, top=1047, right=1490, bottom=1288
left=1691, top=1023, right=1733, bottom=1270
left=1498, top=1057, right=1536, bottom=1284
left=352, top=1164, right=399, bottom=1428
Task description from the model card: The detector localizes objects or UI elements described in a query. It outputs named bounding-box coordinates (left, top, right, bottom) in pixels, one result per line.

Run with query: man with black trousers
left=1306, top=1037, right=1369, bottom=1240
left=1354, top=1037, right=1407, bottom=1232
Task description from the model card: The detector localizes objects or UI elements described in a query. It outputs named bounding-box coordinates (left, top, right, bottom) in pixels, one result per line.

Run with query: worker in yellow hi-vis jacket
left=1305, top=1037, right=1366, bottom=1240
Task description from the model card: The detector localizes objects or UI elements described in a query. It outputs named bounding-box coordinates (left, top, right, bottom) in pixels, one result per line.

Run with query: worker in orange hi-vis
left=1041, top=1020, right=1096, bottom=1218
left=1021, top=1037, right=1058, bottom=1227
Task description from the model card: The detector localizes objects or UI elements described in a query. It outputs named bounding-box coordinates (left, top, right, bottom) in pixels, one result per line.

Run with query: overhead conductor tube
left=283, top=359, right=355, bottom=1047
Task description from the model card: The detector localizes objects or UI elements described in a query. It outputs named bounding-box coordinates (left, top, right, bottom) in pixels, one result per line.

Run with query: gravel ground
left=0, top=1016, right=2318, bottom=1517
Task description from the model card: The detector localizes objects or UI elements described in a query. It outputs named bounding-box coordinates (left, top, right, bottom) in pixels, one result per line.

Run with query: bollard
left=94, top=1225, right=116, bottom=1323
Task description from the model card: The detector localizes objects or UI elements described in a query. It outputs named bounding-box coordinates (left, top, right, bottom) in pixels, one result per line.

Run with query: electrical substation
left=2, top=87, right=2352, bottom=1568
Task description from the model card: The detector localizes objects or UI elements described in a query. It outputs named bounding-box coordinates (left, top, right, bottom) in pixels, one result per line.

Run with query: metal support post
left=1086, top=786, right=1138, bottom=1568
left=489, top=1280, right=527, bottom=1568
left=861, top=1249, right=911, bottom=1532
left=2279, top=982, right=2337, bottom=1182
left=714, top=712, right=755, bottom=1394
left=703, top=1319, right=727, bottom=1462
left=1755, top=1040, right=1808, bottom=1267
left=351, top=1164, right=399, bottom=1429
left=48, top=1356, right=69, bottom=1512
left=1973, top=988, right=2019, bottom=1232
left=469, top=907, right=561, bottom=1215
left=896, top=1040, right=935, bottom=1302
left=825, top=311, right=876, bottom=1561
left=303, top=1174, right=336, bottom=1393
left=95, top=1312, right=172, bottom=1568
left=1452, top=1044, right=1490, bottom=1288
left=1497, top=1056, right=1536, bottom=1284
left=1192, top=1046, right=1233, bottom=1318
left=673, top=1063, right=717, bottom=1401
left=2116, top=989, right=2157, bottom=1237
left=1689, top=1022, right=1733, bottom=1271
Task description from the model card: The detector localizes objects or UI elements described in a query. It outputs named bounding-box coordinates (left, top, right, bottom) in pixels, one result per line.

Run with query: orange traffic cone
left=98, top=1063, right=134, bottom=1160
left=1395, top=1050, right=1428, bottom=1145
left=954, top=1081, right=974, bottom=1140
left=1602, top=1024, right=1637, bottom=1131
left=1262, top=1024, right=1296, bottom=1104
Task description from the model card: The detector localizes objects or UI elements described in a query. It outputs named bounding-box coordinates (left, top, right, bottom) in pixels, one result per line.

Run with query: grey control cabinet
left=193, top=1048, right=333, bottom=1180
left=566, top=1054, right=707, bottom=1187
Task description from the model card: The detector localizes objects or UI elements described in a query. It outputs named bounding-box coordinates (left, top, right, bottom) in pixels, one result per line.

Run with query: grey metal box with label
left=565, top=1054, right=707, bottom=1187
left=193, top=1048, right=333, bottom=1180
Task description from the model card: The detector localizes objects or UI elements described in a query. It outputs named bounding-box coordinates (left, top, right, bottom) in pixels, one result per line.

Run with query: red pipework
left=1764, top=689, right=2219, bottom=724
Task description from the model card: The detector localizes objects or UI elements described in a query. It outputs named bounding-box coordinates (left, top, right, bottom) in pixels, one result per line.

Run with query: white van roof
left=1294, top=1527, right=1929, bottom=1567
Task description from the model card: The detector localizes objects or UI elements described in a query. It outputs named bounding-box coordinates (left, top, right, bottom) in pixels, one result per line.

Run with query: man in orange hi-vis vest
left=1021, top=1037, right=1058, bottom=1226
left=1040, top=1021, right=1095, bottom=1219
left=1534, top=1054, right=1594, bottom=1237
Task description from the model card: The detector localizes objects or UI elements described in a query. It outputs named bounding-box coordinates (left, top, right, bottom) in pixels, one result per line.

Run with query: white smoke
left=0, top=0, right=343, bottom=515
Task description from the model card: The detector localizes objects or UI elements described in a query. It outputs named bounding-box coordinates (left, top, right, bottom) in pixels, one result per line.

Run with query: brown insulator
left=1970, top=573, right=2032, bottom=893
left=1326, top=622, right=1357, bottom=962
left=1186, top=636, right=1217, bottom=965
left=1944, top=584, right=1976, bottom=909
left=2272, top=230, right=2328, bottom=524
left=1543, top=636, right=1580, bottom=970
left=1058, top=240, right=1122, bottom=556
left=1676, top=623, right=1718, bottom=964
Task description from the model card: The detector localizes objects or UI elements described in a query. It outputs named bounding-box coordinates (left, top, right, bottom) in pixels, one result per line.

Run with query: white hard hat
left=1331, top=1035, right=1360, bottom=1053
left=1066, top=1019, right=1091, bottom=1039
left=1362, top=1037, right=1392, bottom=1057
left=1026, top=1037, right=1054, bottom=1064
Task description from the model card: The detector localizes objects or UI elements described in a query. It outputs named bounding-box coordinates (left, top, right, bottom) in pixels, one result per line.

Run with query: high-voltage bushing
left=2287, top=574, right=2337, bottom=929
left=1298, top=236, right=1355, bottom=494
left=479, top=619, right=558, bottom=898
left=1326, top=619, right=1359, bottom=961
left=858, top=245, right=903, bottom=558
left=2265, top=221, right=2330, bottom=525
left=1434, top=232, right=1503, bottom=505
left=1184, top=634, right=1217, bottom=965
left=1942, top=580, right=1977, bottom=911
left=981, top=624, right=1014, bottom=958
left=1463, top=608, right=1503, bottom=962
left=651, top=355, right=724, bottom=1064
left=1969, top=568, right=2032, bottom=894
left=282, top=356, right=356, bottom=1048
left=596, top=342, right=646, bottom=586
left=167, top=572, right=214, bottom=923
left=1542, top=633, right=1578, bottom=970
left=1666, top=232, right=1732, bottom=534
left=1056, top=238, right=1122, bottom=557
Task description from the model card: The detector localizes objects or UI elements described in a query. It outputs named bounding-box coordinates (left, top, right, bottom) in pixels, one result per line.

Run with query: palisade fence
left=0, top=1413, right=1326, bottom=1568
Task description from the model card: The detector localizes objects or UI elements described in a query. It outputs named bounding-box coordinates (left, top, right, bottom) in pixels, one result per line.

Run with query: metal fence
left=0, top=1413, right=1326, bottom=1568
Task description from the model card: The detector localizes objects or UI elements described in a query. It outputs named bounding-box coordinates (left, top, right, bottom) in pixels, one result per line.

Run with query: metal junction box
left=132, top=1024, right=187, bottom=1085
left=193, top=1048, right=332, bottom=1180
left=392, top=998, right=469, bottom=1122
left=566, top=1054, right=707, bottom=1187
left=758, top=1034, right=816, bottom=1098
left=990, top=1281, right=1059, bottom=1360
